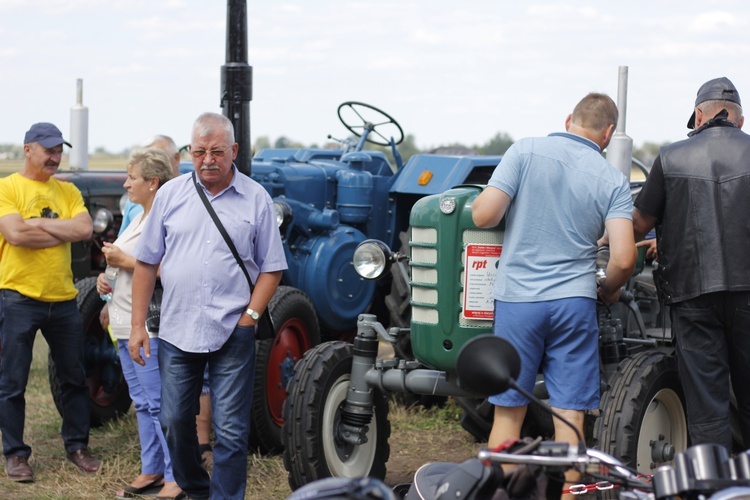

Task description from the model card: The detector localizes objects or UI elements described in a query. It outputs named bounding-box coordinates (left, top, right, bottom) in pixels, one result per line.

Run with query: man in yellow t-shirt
left=0, top=122, right=100, bottom=483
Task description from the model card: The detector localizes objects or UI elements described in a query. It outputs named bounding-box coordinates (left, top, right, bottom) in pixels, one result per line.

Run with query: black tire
left=456, top=396, right=555, bottom=443
left=384, top=231, right=445, bottom=409
left=384, top=231, right=411, bottom=331
left=593, top=350, right=688, bottom=474
left=282, top=341, right=390, bottom=490
left=249, top=286, right=321, bottom=454
left=48, top=276, right=131, bottom=426
left=456, top=396, right=493, bottom=442
left=385, top=231, right=412, bottom=361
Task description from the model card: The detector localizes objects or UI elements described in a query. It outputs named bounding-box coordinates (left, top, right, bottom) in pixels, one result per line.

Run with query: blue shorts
left=488, top=298, right=599, bottom=410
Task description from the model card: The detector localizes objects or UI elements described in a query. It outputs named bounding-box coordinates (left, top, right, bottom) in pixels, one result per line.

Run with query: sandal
left=156, top=480, right=184, bottom=499
left=116, top=474, right=165, bottom=498
left=156, top=492, right=186, bottom=500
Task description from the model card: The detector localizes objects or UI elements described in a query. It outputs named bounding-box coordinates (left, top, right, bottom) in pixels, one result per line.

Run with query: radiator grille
left=412, top=247, right=437, bottom=264
left=412, top=268, right=437, bottom=284
left=412, top=305, right=439, bottom=324
left=412, top=227, right=437, bottom=244
left=463, top=229, right=502, bottom=245
left=410, top=226, right=439, bottom=324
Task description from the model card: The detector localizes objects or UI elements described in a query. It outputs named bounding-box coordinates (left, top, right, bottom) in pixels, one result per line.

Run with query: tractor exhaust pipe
left=606, top=66, right=634, bottom=181
left=69, top=78, right=89, bottom=170
left=221, top=0, right=253, bottom=176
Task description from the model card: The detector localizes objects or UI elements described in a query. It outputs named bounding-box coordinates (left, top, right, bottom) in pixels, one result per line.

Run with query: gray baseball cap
left=687, top=77, right=741, bottom=129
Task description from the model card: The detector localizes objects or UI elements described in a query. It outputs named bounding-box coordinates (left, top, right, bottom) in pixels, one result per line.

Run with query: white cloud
left=688, top=10, right=743, bottom=33
left=3, top=0, right=750, bottom=152
left=365, top=57, right=414, bottom=71
left=409, top=28, right=441, bottom=46
left=91, top=63, right=147, bottom=76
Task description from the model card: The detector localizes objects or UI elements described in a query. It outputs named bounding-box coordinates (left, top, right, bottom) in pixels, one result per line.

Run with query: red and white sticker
left=463, top=243, right=502, bottom=320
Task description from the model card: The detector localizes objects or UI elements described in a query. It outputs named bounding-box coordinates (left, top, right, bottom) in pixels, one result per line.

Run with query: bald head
left=142, top=134, right=181, bottom=175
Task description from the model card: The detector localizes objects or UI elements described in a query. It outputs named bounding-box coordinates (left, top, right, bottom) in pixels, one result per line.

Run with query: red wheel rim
left=266, top=318, right=312, bottom=425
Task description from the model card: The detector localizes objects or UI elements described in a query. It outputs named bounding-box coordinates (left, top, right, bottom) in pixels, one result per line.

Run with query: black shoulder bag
left=192, top=172, right=276, bottom=340
left=145, top=278, right=163, bottom=334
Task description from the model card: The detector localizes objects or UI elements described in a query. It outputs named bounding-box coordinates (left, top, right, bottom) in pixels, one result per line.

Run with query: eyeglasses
left=190, top=148, right=228, bottom=159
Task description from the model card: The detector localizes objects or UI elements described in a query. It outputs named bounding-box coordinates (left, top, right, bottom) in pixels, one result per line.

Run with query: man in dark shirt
left=633, top=77, right=750, bottom=451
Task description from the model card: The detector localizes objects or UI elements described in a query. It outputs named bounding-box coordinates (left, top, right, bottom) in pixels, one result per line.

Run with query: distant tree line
left=0, top=135, right=666, bottom=167
left=0, top=144, right=24, bottom=160
left=252, top=134, right=665, bottom=167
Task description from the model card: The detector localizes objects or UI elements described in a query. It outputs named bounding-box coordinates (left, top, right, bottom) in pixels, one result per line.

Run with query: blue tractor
left=247, top=100, right=502, bottom=452
left=40, top=0, right=502, bottom=454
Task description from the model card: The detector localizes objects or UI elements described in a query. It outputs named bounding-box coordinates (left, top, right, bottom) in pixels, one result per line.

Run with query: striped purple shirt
left=134, top=167, right=287, bottom=352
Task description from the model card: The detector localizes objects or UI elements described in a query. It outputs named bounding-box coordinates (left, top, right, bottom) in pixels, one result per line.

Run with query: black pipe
left=221, top=0, right=253, bottom=176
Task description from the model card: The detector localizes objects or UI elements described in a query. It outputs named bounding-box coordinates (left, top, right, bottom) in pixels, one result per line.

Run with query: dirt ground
left=375, top=343, right=480, bottom=486
left=1, top=339, right=610, bottom=499
left=383, top=418, right=480, bottom=487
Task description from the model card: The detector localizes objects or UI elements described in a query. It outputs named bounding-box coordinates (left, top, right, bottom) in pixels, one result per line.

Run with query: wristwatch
left=246, top=308, right=260, bottom=321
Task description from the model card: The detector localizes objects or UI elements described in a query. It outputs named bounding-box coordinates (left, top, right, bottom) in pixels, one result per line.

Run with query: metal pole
left=221, top=0, right=253, bottom=176
left=606, top=66, right=634, bottom=181
left=69, top=78, right=89, bottom=170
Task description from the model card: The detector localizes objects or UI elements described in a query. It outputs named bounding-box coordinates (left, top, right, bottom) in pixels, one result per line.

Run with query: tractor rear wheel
left=593, top=350, right=688, bottom=475
left=282, top=341, right=390, bottom=491
left=249, top=286, right=320, bottom=453
left=48, top=276, right=131, bottom=426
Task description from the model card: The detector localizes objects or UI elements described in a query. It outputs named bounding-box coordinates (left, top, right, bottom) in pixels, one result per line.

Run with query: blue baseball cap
left=23, top=122, right=72, bottom=148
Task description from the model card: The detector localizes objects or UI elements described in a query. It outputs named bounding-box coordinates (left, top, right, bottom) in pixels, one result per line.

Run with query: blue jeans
left=118, top=339, right=174, bottom=481
left=0, top=289, right=90, bottom=457
left=159, top=324, right=255, bottom=499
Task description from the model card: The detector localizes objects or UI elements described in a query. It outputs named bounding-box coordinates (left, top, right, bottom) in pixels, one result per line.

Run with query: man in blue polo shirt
left=472, top=92, right=636, bottom=493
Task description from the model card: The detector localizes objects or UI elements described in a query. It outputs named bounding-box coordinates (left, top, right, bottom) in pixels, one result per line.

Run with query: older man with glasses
left=129, top=112, right=287, bottom=499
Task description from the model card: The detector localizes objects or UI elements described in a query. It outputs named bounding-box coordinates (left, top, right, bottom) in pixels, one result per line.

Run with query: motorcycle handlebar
left=477, top=443, right=650, bottom=489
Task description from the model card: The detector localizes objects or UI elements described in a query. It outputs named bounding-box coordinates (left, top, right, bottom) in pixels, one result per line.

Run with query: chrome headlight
left=92, top=208, right=114, bottom=234
left=353, top=239, right=393, bottom=280
left=119, top=193, right=129, bottom=216
left=274, top=200, right=293, bottom=231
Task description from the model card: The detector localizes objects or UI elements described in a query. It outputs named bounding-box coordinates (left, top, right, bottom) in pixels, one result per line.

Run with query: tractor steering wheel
left=337, top=101, right=404, bottom=147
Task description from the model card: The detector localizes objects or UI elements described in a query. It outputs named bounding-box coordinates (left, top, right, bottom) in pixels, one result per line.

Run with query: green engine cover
left=408, top=185, right=504, bottom=374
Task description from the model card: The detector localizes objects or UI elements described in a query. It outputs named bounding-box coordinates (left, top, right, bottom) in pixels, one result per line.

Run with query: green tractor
left=281, top=182, right=698, bottom=490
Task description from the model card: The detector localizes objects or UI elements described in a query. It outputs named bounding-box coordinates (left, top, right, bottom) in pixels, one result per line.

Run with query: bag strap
left=192, top=172, right=275, bottom=336
left=193, top=172, right=254, bottom=290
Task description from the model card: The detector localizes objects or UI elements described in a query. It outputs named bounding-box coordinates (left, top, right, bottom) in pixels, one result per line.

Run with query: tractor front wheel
left=282, top=341, right=390, bottom=491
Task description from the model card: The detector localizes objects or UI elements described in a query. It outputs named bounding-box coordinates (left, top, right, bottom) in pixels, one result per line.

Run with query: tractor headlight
left=119, top=193, right=129, bottom=216
left=92, top=208, right=114, bottom=234
left=274, top=200, right=293, bottom=231
left=353, top=239, right=393, bottom=280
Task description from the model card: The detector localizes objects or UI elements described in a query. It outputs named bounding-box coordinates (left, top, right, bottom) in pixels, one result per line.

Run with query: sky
left=1, top=0, right=749, bottom=155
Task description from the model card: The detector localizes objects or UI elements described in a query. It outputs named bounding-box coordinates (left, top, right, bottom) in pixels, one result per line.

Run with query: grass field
left=0, top=335, right=479, bottom=499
